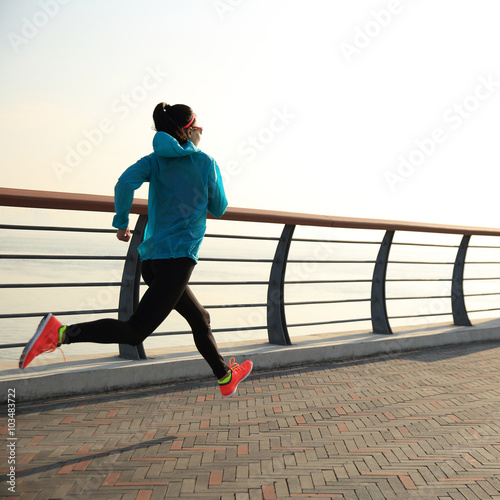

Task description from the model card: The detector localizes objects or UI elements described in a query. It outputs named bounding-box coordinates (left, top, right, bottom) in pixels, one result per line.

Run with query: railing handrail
left=2, top=186, right=500, bottom=357
left=2, top=186, right=500, bottom=237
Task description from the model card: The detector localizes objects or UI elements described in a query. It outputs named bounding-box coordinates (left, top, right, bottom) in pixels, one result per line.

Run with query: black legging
left=65, top=257, right=229, bottom=379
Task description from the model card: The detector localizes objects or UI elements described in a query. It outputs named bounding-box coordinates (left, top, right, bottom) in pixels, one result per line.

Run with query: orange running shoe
left=19, top=314, right=65, bottom=369
left=219, top=357, right=253, bottom=397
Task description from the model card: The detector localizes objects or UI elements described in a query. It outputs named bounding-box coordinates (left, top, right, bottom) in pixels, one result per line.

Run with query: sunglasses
left=190, top=126, right=203, bottom=134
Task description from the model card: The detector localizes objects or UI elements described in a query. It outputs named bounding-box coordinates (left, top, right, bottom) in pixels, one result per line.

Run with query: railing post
left=452, top=234, right=472, bottom=326
left=267, top=224, right=295, bottom=345
left=371, top=230, right=394, bottom=334
left=118, top=214, right=148, bottom=359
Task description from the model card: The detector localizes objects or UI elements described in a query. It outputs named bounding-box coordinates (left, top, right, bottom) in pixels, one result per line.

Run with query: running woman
left=19, top=102, right=253, bottom=397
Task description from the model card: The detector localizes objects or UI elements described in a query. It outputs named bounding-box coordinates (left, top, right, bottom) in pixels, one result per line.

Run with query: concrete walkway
left=2, top=321, right=500, bottom=498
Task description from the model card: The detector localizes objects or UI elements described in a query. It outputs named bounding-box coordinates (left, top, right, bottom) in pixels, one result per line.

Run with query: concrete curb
left=2, top=319, right=500, bottom=403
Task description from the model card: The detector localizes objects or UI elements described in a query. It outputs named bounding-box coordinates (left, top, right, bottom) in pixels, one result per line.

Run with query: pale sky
left=1, top=0, right=500, bottom=228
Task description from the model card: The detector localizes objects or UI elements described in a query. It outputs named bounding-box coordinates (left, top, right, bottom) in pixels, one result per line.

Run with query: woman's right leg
left=64, top=258, right=195, bottom=346
left=174, top=285, right=229, bottom=379
left=174, top=285, right=254, bottom=396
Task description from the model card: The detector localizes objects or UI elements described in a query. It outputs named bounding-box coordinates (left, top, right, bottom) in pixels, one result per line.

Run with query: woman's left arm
left=207, top=160, right=228, bottom=218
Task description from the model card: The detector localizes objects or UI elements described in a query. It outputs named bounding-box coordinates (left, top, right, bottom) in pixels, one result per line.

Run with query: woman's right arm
left=112, top=155, right=153, bottom=231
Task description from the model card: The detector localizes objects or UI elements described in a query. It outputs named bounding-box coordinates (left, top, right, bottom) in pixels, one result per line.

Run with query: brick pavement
left=2, top=341, right=500, bottom=499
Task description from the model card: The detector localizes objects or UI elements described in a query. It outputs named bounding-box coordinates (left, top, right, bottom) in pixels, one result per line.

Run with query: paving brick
left=8, top=341, right=500, bottom=499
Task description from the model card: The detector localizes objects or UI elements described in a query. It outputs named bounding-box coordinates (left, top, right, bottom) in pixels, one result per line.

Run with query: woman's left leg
left=64, top=258, right=195, bottom=346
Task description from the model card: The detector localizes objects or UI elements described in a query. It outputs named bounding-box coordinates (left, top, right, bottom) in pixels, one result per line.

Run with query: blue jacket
left=112, top=132, right=228, bottom=262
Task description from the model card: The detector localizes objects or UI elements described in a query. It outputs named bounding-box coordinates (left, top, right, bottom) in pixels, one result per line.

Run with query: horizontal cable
left=141, top=280, right=269, bottom=287
left=216, top=325, right=267, bottom=333
left=0, top=309, right=120, bottom=320
left=205, top=303, right=266, bottom=309
left=386, top=295, right=449, bottom=301
left=0, top=282, right=122, bottom=289
left=386, top=278, right=452, bottom=282
left=468, top=307, right=500, bottom=313
left=392, top=241, right=458, bottom=248
left=129, top=330, right=189, bottom=337
left=285, top=279, right=372, bottom=284
left=205, top=233, right=279, bottom=241
left=289, top=240, right=497, bottom=249
left=287, top=260, right=376, bottom=264
left=389, top=312, right=452, bottom=320
left=0, top=224, right=116, bottom=233
left=150, top=324, right=268, bottom=337
left=288, top=317, right=371, bottom=328
left=389, top=261, right=454, bottom=265
left=149, top=281, right=267, bottom=287
left=464, top=277, right=500, bottom=281
left=285, top=298, right=370, bottom=306
left=291, top=238, right=380, bottom=245
left=0, top=255, right=126, bottom=260
left=198, top=257, right=272, bottom=263
left=0, top=342, right=26, bottom=349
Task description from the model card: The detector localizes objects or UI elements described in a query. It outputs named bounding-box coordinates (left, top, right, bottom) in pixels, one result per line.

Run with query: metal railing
left=1, top=187, right=500, bottom=360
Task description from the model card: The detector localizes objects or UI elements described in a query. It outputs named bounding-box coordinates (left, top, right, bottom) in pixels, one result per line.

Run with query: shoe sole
left=19, top=313, right=52, bottom=369
left=222, top=361, right=253, bottom=398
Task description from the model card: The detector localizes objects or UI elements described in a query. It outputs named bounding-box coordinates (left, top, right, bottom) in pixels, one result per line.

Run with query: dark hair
left=153, top=102, right=194, bottom=144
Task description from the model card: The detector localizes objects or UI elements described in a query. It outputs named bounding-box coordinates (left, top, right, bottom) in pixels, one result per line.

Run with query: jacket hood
left=152, top=131, right=200, bottom=158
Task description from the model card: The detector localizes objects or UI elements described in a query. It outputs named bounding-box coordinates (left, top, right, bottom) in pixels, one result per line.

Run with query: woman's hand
left=116, top=227, right=132, bottom=242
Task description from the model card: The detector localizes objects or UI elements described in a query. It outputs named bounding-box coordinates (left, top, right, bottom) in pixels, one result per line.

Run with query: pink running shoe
left=219, top=357, right=253, bottom=397
left=19, top=314, right=65, bottom=369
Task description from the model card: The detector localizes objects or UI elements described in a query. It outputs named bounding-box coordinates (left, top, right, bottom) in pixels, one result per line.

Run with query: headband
left=182, top=114, right=196, bottom=129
